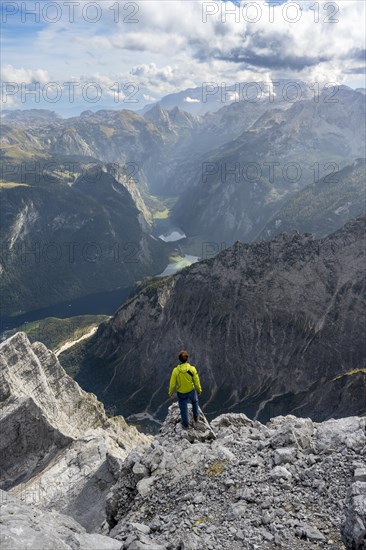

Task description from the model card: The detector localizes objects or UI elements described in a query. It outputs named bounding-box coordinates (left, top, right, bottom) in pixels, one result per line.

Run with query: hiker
left=168, top=350, right=202, bottom=428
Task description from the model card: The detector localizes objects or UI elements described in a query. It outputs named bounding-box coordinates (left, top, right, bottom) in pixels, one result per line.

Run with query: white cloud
left=184, top=96, right=200, bottom=103
left=130, top=63, right=177, bottom=82
left=225, top=92, right=239, bottom=102
left=143, top=93, right=157, bottom=102
left=1, top=64, right=50, bottom=85
left=1, top=0, right=365, bottom=112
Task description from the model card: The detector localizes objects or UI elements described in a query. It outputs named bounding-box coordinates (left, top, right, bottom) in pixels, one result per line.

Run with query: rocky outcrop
left=105, top=404, right=366, bottom=549
left=144, top=104, right=202, bottom=136
left=0, top=489, right=122, bottom=550
left=342, top=468, right=366, bottom=549
left=71, top=215, right=366, bottom=424
left=0, top=332, right=151, bottom=531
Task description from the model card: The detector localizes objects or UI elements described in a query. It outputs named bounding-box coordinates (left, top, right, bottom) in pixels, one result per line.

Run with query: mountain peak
left=80, top=109, right=94, bottom=117
left=145, top=102, right=169, bottom=117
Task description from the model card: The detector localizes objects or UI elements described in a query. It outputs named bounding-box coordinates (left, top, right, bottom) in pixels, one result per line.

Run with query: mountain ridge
left=255, top=158, right=366, bottom=240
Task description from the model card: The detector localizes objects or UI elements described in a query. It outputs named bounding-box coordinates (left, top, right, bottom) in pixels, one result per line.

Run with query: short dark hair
left=178, top=350, right=189, bottom=362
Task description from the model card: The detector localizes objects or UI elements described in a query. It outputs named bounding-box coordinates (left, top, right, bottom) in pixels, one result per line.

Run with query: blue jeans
left=177, top=389, right=199, bottom=428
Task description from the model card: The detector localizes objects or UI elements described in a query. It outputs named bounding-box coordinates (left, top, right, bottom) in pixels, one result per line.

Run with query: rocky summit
left=105, top=405, right=366, bottom=550
left=0, top=332, right=365, bottom=549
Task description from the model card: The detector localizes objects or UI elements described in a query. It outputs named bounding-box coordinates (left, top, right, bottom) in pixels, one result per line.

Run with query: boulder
left=270, top=466, right=292, bottom=481
left=342, top=477, right=366, bottom=549
left=315, top=417, right=366, bottom=453
left=211, top=413, right=253, bottom=432
left=295, top=522, right=326, bottom=542
left=268, top=417, right=314, bottom=450
left=274, top=447, right=297, bottom=465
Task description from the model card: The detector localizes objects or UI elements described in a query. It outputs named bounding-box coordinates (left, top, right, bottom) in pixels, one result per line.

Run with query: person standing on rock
left=168, top=350, right=202, bottom=429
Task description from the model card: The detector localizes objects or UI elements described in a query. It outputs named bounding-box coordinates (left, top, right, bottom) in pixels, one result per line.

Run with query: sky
left=1, top=0, right=365, bottom=115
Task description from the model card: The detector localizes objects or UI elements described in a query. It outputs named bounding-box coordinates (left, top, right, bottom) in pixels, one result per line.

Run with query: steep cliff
left=0, top=489, right=122, bottom=550
left=67, top=216, right=366, bottom=424
left=0, top=332, right=151, bottom=531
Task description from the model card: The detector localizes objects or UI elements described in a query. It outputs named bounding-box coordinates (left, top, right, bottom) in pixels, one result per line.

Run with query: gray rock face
left=105, top=405, right=366, bottom=549
left=0, top=490, right=122, bottom=550
left=73, top=215, right=366, bottom=424
left=315, top=417, right=366, bottom=454
left=0, top=332, right=151, bottom=531
left=342, top=473, right=366, bottom=549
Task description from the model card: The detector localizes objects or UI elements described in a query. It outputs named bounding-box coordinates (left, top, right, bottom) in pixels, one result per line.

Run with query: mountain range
left=173, top=87, right=366, bottom=244
left=1, top=80, right=366, bottom=549
left=257, top=158, right=366, bottom=240
left=1, top=82, right=365, bottom=318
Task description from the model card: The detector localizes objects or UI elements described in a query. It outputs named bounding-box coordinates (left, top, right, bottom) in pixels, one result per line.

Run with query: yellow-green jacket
left=168, top=362, right=202, bottom=396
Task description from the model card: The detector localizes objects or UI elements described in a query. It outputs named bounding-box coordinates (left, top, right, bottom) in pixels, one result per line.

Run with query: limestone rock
left=342, top=475, right=366, bottom=549
left=107, top=406, right=365, bottom=549
left=1, top=332, right=365, bottom=550
left=355, top=469, right=366, bottom=483
left=270, top=466, right=292, bottom=481
left=0, top=332, right=151, bottom=530
left=0, top=489, right=122, bottom=550
left=268, top=416, right=314, bottom=450
left=274, top=447, right=298, bottom=465
left=295, top=522, right=326, bottom=542
left=211, top=413, right=253, bottom=432
left=136, top=477, right=155, bottom=497
left=315, top=417, right=366, bottom=453
left=157, top=403, right=216, bottom=443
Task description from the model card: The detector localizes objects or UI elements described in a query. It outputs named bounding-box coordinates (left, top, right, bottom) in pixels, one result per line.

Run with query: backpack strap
left=177, top=366, right=195, bottom=389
